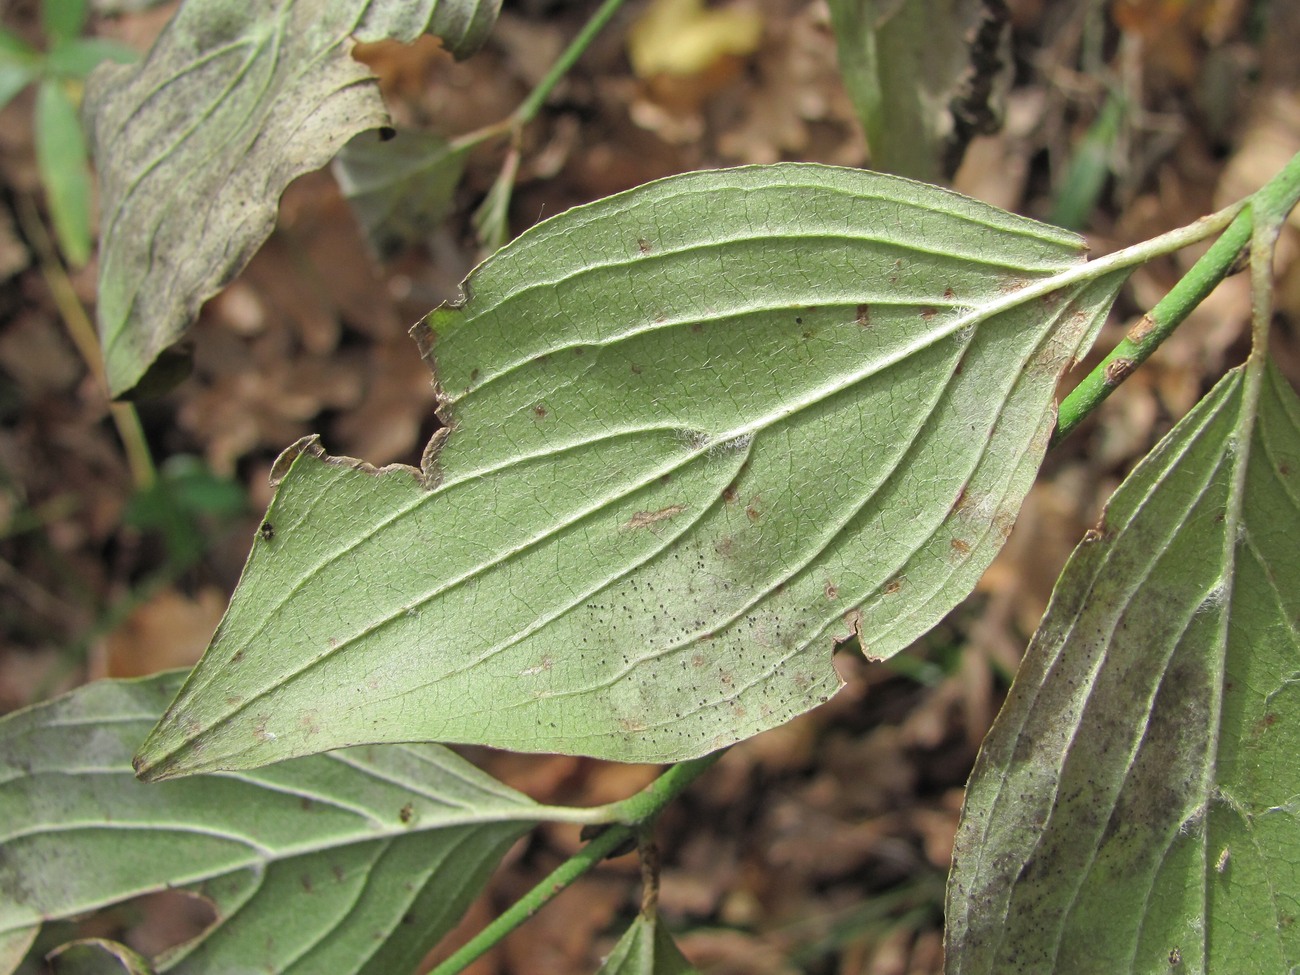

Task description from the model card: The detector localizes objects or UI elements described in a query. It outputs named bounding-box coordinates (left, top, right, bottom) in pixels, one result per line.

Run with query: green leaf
left=124, top=455, right=248, bottom=566
left=333, top=129, right=469, bottom=260
left=473, top=149, right=519, bottom=254
left=48, top=939, right=156, bottom=975
left=45, top=37, right=138, bottom=79
left=946, top=361, right=1300, bottom=973
left=84, top=0, right=502, bottom=398
left=1048, top=92, right=1126, bottom=231
left=34, top=78, right=92, bottom=266
left=0, top=29, right=39, bottom=112
left=827, top=0, right=1008, bottom=181
left=0, top=672, right=551, bottom=975
left=134, top=163, right=1125, bottom=778
left=598, top=913, right=697, bottom=974
left=42, top=0, right=90, bottom=44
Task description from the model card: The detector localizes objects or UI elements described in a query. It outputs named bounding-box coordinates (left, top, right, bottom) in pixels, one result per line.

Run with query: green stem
left=449, top=0, right=629, bottom=156
left=512, top=0, right=628, bottom=126
left=428, top=751, right=721, bottom=975
left=1051, top=206, right=1250, bottom=447
left=1053, top=149, right=1300, bottom=446
left=15, top=194, right=156, bottom=488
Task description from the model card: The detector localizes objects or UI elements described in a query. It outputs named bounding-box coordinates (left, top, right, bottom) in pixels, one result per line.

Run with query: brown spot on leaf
left=883, top=579, right=903, bottom=595
left=692, top=653, right=707, bottom=668
left=949, top=486, right=968, bottom=515
left=715, top=535, right=735, bottom=558
left=626, top=504, right=686, bottom=528
left=1252, top=712, right=1279, bottom=737
left=722, top=484, right=739, bottom=504
left=855, top=303, right=871, bottom=326
left=399, top=803, right=414, bottom=824
left=638, top=238, right=652, bottom=254
left=532, top=403, right=547, bottom=418
left=994, top=509, right=1016, bottom=539
left=745, top=497, right=762, bottom=522
left=631, top=363, right=642, bottom=374
left=691, top=322, right=704, bottom=333
left=950, top=538, right=971, bottom=556
left=944, top=286, right=956, bottom=300
left=824, top=580, right=839, bottom=600
left=921, top=306, right=938, bottom=321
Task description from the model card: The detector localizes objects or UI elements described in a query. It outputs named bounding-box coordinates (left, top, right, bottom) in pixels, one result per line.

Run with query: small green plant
left=2, top=2, right=1298, bottom=974
left=0, top=0, right=134, bottom=265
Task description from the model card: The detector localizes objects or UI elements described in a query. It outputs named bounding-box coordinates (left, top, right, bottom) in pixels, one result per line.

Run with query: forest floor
left=2, top=1, right=1299, bottom=973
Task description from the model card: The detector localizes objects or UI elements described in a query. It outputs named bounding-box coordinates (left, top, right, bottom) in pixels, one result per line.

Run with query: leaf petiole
left=1052, top=148, right=1300, bottom=446
left=428, top=751, right=721, bottom=975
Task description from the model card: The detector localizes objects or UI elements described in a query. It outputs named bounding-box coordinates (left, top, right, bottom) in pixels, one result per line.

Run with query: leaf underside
left=137, top=163, right=1125, bottom=778
left=85, top=0, right=501, bottom=397
left=0, top=672, right=539, bottom=975
left=333, top=128, right=469, bottom=260
left=947, top=362, right=1300, bottom=974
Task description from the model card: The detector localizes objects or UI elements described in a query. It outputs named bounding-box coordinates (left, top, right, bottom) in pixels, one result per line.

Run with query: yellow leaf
left=627, top=0, right=763, bottom=78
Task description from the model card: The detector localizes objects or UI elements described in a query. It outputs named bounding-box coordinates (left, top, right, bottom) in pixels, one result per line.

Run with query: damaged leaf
left=136, top=163, right=1123, bottom=778
left=947, top=362, right=1300, bottom=973
left=0, top=672, right=551, bottom=975
left=85, top=0, right=501, bottom=396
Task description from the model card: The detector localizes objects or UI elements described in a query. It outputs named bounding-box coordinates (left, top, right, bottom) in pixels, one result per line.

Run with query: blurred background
left=2, top=0, right=1298, bottom=971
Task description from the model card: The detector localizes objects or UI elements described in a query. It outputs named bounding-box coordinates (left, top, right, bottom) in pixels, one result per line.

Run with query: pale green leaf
left=946, top=362, right=1300, bottom=974
left=827, top=0, right=1008, bottom=181
left=84, top=0, right=501, bottom=397
left=333, top=129, right=468, bottom=260
left=599, top=913, right=698, bottom=974
left=90, top=0, right=173, bottom=13
left=34, top=78, right=92, bottom=266
left=135, top=163, right=1122, bottom=778
left=45, top=37, right=138, bottom=79
left=0, top=672, right=547, bottom=975
left=472, top=149, right=518, bottom=254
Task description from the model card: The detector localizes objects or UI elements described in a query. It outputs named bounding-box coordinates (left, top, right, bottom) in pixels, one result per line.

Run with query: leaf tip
left=269, top=434, right=325, bottom=487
